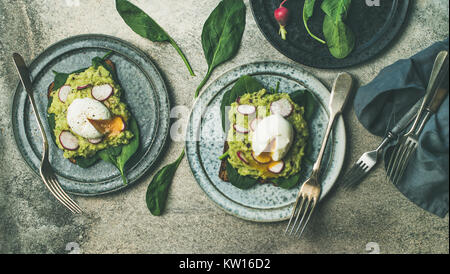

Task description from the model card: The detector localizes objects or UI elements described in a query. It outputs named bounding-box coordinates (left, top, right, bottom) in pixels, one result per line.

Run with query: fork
left=340, top=98, right=422, bottom=190
left=285, top=72, right=353, bottom=238
left=386, top=51, right=449, bottom=185
left=13, top=53, right=83, bottom=214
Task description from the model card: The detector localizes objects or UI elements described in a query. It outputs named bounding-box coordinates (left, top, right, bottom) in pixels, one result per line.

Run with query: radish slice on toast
left=233, top=124, right=249, bottom=134
left=237, top=151, right=249, bottom=165
left=88, top=137, right=103, bottom=144
left=237, top=105, right=256, bottom=115
left=270, top=98, right=293, bottom=117
left=59, top=131, right=79, bottom=151
left=91, top=84, right=113, bottom=101
left=268, top=160, right=285, bottom=174
left=58, top=85, right=71, bottom=103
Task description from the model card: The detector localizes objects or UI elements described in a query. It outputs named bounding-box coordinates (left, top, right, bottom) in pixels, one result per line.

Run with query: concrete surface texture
left=0, top=0, right=448, bottom=254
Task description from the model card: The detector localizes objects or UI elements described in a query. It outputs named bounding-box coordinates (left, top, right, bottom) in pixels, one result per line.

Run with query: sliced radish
left=237, top=151, right=249, bottom=165
left=251, top=151, right=272, bottom=164
left=250, top=118, right=261, bottom=132
left=268, top=160, right=285, bottom=174
left=233, top=124, right=249, bottom=134
left=237, top=104, right=256, bottom=115
left=77, top=84, right=90, bottom=90
left=270, top=98, right=293, bottom=117
left=91, top=84, right=113, bottom=101
left=58, top=85, right=71, bottom=103
left=59, top=131, right=79, bottom=151
left=88, top=137, right=103, bottom=144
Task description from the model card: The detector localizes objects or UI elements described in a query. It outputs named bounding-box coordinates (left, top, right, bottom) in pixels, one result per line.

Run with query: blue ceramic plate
left=186, top=62, right=346, bottom=222
left=11, top=34, right=170, bottom=196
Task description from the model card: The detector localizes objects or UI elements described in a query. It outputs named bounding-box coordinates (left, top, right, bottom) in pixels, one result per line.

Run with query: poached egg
left=67, top=98, right=111, bottom=139
left=251, top=114, right=294, bottom=161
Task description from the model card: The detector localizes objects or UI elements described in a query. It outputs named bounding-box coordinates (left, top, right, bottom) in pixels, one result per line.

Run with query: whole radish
left=274, top=0, right=289, bottom=40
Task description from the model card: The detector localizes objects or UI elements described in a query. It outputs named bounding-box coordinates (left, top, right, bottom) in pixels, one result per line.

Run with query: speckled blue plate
left=186, top=62, right=346, bottom=222
left=11, top=34, right=170, bottom=196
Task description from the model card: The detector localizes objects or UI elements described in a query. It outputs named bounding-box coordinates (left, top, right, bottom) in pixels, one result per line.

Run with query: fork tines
left=340, top=161, right=368, bottom=190
left=386, top=138, right=418, bottom=185
left=284, top=193, right=317, bottom=238
left=41, top=170, right=83, bottom=214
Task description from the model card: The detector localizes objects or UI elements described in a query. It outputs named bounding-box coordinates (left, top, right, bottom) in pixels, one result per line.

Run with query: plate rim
left=185, top=61, right=346, bottom=222
left=10, top=34, right=171, bottom=196
left=249, top=0, right=410, bottom=69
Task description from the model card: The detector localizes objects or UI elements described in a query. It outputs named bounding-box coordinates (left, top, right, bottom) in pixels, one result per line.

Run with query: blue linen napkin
left=354, top=38, right=449, bottom=218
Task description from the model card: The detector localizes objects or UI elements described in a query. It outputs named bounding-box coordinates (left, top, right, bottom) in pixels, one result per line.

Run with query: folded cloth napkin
left=354, top=38, right=449, bottom=218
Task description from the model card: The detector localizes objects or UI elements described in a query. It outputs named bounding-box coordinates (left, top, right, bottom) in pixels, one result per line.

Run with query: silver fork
left=13, top=53, right=83, bottom=214
left=340, top=99, right=422, bottom=190
left=386, top=50, right=449, bottom=185
left=285, top=72, right=353, bottom=238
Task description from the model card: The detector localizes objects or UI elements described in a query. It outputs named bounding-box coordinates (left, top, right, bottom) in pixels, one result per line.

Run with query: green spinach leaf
left=115, top=0, right=195, bottom=76
left=146, top=150, right=185, bottom=216
left=52, top=66, right=87, bottom=90
left=226, top=161, right=258, bottom=190
left=195, top=0, right=246, bottom=98
left=288, top=89, right=317, bottom=121
left=321, top=0, right=355, bottom=59
left=74, top=154, right=101, bottom=168
left=302, top=0, right=326, bottom=44
left=220, top=75, right=264, bottom=131
left=52, top=71, right=70, bottom=90
left=99, top=116, right=139, bottom=185
left=272, top=173, right=302, bottom=189
left=144, top=0, right=246, bottom=216
left=116, top=117, right=140, bottom=184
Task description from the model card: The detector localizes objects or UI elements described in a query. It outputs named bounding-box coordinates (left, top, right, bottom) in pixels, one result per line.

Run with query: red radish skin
left=274, top=0, right=289, bottom=40
left=268, top=161, right=285, bottom=174
left=58, top=85, right=71, bottom=103
left=237, top=105, right=256, bottom=115
left=233, top=124, right=249, bottom=134
left=77, top=84, right=90, bottom=90
left=59, top=131, right=79, bottom=151
left=91, top=84, right=113, bottom=101
left=270, top=98, right=293, bottom=117
left=237, top=151, right=249, bottom=165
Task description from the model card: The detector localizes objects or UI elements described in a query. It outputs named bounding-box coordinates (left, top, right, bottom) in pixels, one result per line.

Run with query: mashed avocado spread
left=226, top=89, right=309, bottom=180
left=48, top=65, right=134, bottom=159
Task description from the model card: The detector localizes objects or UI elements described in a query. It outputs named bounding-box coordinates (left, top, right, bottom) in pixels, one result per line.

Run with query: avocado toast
left=218, top=75, right=316, bottom=190
left=47, top=53, right=139, bottom=184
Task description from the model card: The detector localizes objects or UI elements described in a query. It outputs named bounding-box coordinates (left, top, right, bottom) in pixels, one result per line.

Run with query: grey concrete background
left=0, top=0, right=448, bottom=254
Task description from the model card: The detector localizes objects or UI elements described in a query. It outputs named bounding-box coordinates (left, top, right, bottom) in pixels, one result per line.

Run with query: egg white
left=67, top=98, right=111, bottom=139
left=251, top=114, right=294, bottom=161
